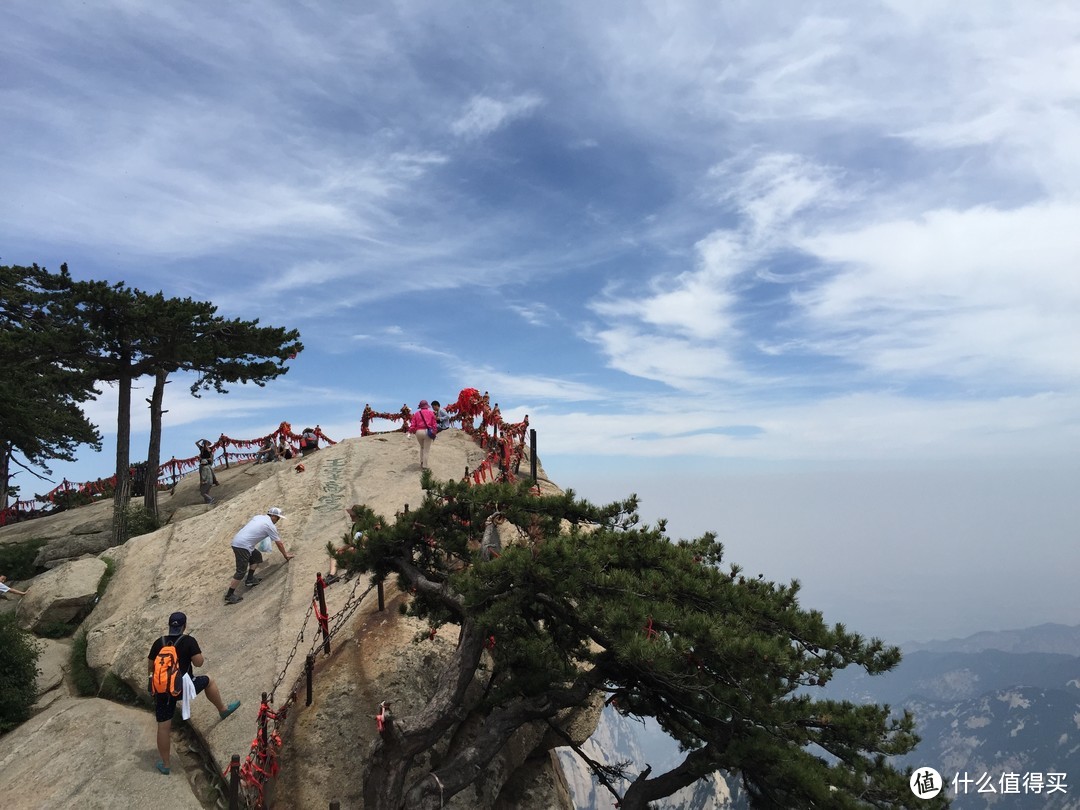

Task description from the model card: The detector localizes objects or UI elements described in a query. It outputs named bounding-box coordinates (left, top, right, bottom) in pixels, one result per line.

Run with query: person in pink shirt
left=407, top=400, right=438, bottom=470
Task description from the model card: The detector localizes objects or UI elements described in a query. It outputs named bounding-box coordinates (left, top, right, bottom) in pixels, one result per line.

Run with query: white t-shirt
left=231, top=514, right=281, bottom=551
left=0, top=582, right=10, bottom=594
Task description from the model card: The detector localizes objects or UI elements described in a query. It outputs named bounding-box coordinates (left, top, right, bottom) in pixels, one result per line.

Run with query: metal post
left=305, top=653, right=315, bottom=706
left=316, top=577, right=331, bottom=655
left=530, top=428, right=537, bottom=483
left=228, top=754, right=240, bottom=810
left=258, top=692, right=269, bottom=773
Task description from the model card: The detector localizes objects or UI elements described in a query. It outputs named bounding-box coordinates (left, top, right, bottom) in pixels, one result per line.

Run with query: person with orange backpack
left=147, top=611, right=241, bottom=776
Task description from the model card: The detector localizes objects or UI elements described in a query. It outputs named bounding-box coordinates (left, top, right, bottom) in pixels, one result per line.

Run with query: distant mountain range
left=559, top=624, right=1080, bottom=809
left=831, top=624, right=1080, bottom=809
left=903, top=623, right=1080, bottom=657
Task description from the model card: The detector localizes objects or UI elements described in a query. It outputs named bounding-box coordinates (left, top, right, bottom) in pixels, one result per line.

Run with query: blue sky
left=3, top=1, right=1079, bottom=644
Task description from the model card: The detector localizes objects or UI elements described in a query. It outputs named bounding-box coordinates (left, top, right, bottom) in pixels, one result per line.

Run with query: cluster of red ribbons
left=0, top=476, right=119, bottom=526
left=159, top=422, right=339, bottom=483
left=231, top=698, right=283, bottom=807
left=360, top=388, right=530, bottom=485
left=360, top=404, right=413, bottom=436
left=2, top=422, right=339, bottom=527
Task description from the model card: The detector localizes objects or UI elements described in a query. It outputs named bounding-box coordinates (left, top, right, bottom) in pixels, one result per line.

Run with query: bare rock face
left=275, top=587, right=593, bottom=810
left=0, top=500, right=113, bottom=545
left=34, top=531, right=114, bottom=569
left=0, top=697, right=205, bottom=810
left=1, top=431, right=597, bottom=809
left=34, top=636, right=73, bottom=697
left=16, top=557, right=106, bottom=633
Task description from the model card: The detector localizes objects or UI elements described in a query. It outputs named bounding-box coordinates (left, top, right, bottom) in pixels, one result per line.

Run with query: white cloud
left=531, top=388, right=1079, bottom=463
left=709, top=152, right=849, bottom=241
left=796, top=202, right=1080, bottom=383
left=455, top=367, right=606, bottom=403
left=586, top=152, right=839, bottom=390
left=588, top=326, right=740, bottom=391
left=80, top=375, right=338, bottom=440
left=450, top=93, right=544, bottom=139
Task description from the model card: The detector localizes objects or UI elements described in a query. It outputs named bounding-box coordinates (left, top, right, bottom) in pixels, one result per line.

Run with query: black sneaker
left=245, top=576, right=262, bottom=587
left=324, top=574, right=340, bottom=586
left=224, top=593, right=243, bottom=605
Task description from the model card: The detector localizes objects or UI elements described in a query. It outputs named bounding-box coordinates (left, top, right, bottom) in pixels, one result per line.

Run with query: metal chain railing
left=228, top=574, right=380, bottom=809
left=268, top=593, right=317, bottom=705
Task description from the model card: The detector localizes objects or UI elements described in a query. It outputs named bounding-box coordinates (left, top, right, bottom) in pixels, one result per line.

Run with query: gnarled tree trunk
left=143, top=368, right=168, bottom=518
left=111, top=355, right=132, bottom=545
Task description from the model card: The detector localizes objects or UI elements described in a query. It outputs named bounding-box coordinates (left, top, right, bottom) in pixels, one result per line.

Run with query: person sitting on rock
left=254, top=435, right=278, bottom=464
left=300, top=427, right=319, bottom=456
left=432, top=400, right=451, bottom=432
left=277, top=435, right=294, bottom=460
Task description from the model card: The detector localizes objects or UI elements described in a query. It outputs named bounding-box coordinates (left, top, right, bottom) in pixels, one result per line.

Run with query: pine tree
left=130, top=293, right=302, bottom=516
left=0, top=264, right=101, bottom=510
left=45, top=271, right=301, bottom=533
left=343, top=478, right=947, bottom=809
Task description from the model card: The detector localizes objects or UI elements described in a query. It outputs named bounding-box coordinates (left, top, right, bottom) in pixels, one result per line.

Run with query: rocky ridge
left=0, top=428, right=595, bottom=809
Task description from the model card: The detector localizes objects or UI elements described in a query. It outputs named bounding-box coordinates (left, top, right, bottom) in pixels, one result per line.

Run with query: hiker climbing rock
left=224, top=507, right=294, bottom=604
left=148, top=611, right=240, bottom=776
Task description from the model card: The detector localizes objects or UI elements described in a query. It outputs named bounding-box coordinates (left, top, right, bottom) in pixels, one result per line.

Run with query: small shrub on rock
left=96, top=555, right=116, bottom=599
left=121, top=505, right=162, bottom=541
left=36, top=620, right=79, bottom=639
left=69, top=630, right=97, bottom=697
left=0, top=613, right=41, bottom=732
left=0, top=538, right=47, bottom=580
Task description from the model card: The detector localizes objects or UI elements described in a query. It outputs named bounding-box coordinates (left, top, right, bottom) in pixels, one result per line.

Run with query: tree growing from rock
left=43, top=268, right=301, bottom=535
left=131, top=293, right=303, bottom=517
left=342, top=478, right=946, bottom=810
left=0, top=264, right=101, bottom=510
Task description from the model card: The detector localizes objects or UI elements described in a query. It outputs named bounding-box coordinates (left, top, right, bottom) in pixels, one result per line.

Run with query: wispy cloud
left=450, top=93, right=544, bottom=140
left=7, top=0, right=1080, bottom=642
left=796, top=202, right=1080, bottom=384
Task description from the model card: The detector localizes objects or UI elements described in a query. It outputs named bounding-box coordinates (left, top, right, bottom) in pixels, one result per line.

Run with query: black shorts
left=232, top=546, right=264, bottom=580
left=155, top=674, right=209, bottom=722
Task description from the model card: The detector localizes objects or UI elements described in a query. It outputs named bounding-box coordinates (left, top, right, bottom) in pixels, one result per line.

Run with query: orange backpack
left=151, top=636, right=182, bottom=697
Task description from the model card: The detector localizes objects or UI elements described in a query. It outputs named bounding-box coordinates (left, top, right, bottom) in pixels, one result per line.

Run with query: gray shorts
left=232, top=546, right=264, bottom=580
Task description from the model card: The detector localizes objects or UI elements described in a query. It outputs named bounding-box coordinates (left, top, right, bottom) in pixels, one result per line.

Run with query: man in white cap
left=224, top=507, right=294, bottom=604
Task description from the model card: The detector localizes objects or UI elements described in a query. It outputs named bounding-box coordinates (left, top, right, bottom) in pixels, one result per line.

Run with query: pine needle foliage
left=0, top=614, right=41, bottom=732
left=341, top=479, right=946, bottom=810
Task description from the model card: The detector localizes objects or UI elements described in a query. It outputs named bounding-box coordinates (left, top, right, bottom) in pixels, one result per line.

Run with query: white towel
left=181, top=673, right=196, bottom=720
